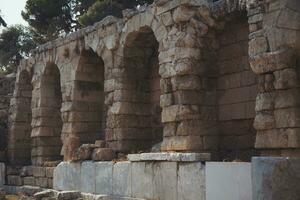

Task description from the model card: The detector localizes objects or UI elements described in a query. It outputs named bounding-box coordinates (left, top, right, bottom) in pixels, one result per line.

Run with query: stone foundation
left=0, top=163, right=4, bottom=187
left=53, top=153, right=252, bottom=200
left=252, top=157, right=300, bottom=200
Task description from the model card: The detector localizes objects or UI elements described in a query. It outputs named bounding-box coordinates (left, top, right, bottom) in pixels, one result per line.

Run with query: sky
left=0, top=0, right=28, bottom=29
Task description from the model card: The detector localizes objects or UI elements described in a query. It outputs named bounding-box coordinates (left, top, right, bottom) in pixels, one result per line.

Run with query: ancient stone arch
left=106, top=26, right=162, bottom=152
left=31, top=62, right=63, bottom=165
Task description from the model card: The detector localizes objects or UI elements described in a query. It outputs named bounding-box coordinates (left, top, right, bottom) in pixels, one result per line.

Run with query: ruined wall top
left=28, top=0, right=254, bottom=57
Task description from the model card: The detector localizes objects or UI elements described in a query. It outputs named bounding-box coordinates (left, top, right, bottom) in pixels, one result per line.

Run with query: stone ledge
left=127, top=152, right=211, bottom=162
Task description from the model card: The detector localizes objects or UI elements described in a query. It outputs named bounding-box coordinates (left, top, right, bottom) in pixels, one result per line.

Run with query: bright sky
left=0, top=0, right=27, bottom=27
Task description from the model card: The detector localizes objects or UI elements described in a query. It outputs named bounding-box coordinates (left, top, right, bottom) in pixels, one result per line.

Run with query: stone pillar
left=252, top=157, right=300, bottom=200
left=7, top=60, right=32, bottom=165
left=249, top=0, right=300, bottom=156
left=158, top=3, right=219, bottom=152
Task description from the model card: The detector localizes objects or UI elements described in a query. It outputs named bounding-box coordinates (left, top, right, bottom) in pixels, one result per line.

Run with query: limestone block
left=72, top=144, right=95, bottom=161
left=255, top=129, right=288, bottom=148
left=131, top=162, right=154, bottom=199
left=249, top=37, right=268, bottom=57
left=20, top=166, right=33, bottom=177
left=206, top=162, right=252, bottom=200
left=7, top=175, right=22, bottom=186
left=252, top=157, right=300, bottom=200
left=128, top=153, right=211, bottom=162
left=250, top=48, right=296, bottom=74
left=274, top=89, right=300, bottom=109
left=178, top=162, right=205, bottom=200
left=32, top=166, right=46, bottom=177
left=171, top=75, right=202, bottom=91
left=45, top=167, right=55, bottom=178
left=173, top=5, right=195, bottom=23
left=274, top=108, right=300, bottom=128
left=35, top=177, right=48, bottom=188
left=53, top=162, right=81, bottom=191
left=57, top=191, right=81, bottom=200
left=273, top=68, right=298, bottom=89
left=0, top=163, right=5, bottom=186
left=161, top=135, right=203, bottom=151
left=81, top=161, right=96, bottom=194
left=95, top=162, right=113, bottom=195
left=255, top=92, right=275, bottom=112
left=112, top=161, right=132, bottom=197
left=92, top=148, right=116, bottom=161
left=253, top=112, right=275, bottom=130
left=23, top=177, right=36, bottom=186
left=153, top=162, right=177, bottom=200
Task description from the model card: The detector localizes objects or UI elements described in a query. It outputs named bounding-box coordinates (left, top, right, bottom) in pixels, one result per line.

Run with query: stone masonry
left=0, top=74, right=15, bottom=162
left=0, top=0, right=299, bottom=187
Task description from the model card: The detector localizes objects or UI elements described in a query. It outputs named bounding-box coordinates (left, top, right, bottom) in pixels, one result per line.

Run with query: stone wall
left=6, top=165, right=54, bottom=189
left=0, top=74, right=15, bottom=162
left=4, top=0, right=300, bottom=168
left=53, top=158, right=252, bottom=200
left=0, top=163, right=5, bottom=187
left=249, top=0, right=300, bottom=156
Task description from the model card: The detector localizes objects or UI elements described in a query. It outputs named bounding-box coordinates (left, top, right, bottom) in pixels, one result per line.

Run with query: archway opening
left=121, top=27, right=162, bottom=151
left=216, top=12, right=258, bottom=161
left=32, top=63, right=63, bottom=165
left=72, top=49, right=105, bottom=144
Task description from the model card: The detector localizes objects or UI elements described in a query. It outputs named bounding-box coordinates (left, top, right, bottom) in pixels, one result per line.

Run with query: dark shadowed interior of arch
left=216, top=12, right=258, bottom=161
left=7, top=70, right=32, bottom=165
left=123, top=27, right=162, bottom=151
left=72, top=49, right=104, bottom=144
left=32, top=63, right=63, bottom=164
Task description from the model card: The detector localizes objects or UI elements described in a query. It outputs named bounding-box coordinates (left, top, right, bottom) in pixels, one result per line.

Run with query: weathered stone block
left=53, top=162, right=81, bottom=191
left=7, top=175, right=22, bottom=186
left=23, top=177, right=36, bottom=186
left=250, top=48, right=296, bottom=74
left=81, top=161, right=96, bottom=194
left=153, top=162, right=177, bottom=200
left=131, top=162, right=154, bottom=199
left=252, top=157, right=300, bottom=200
left=206, top=162, right=252, bottom=200
left=273, top=68, right=298, bottom=89
left=178, top=162, right=205, bottom=200
left=95, top=162, right=113, bottom=195
left=35, top=177, right=48, bottom=188
left=45, top=167, right=55, bottom=178
left=0, top=163, right=4, bottom=186
left=253, top=112, right=275, bottom=130
left=112, top=161, right=131, bottom=197
left=92, top=148, right=116, bottom=161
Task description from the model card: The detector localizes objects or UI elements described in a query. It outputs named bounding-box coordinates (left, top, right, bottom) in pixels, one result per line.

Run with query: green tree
left=79, top=0, right=154, bottom=26
left=22, top=0, right=76, bottom=42
left=22, top=0, right=154, bottom=41
left=0, top=25, right=36, bottom=73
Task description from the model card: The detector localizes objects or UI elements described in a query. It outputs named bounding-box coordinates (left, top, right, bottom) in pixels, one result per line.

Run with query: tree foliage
left=21, top=0, right=76, bottom=42
left=0, top=25, right=36, bottom=73
left=22, top=0, right=154, bottom=41
left=79, top=0, right=154, bottom=26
